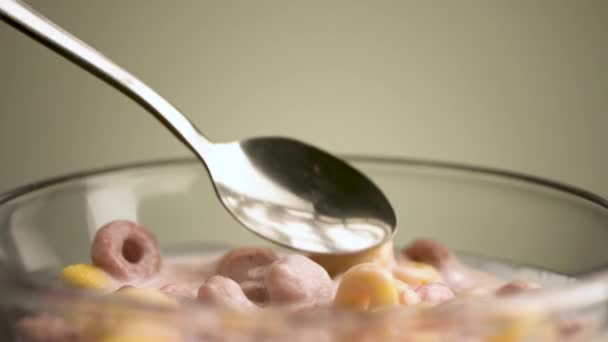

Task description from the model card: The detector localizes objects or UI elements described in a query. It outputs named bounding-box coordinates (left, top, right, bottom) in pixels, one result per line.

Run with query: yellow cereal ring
left=486, top=314, right=554, bottom=342
left=409, top=332, right=443, bottom=341
left=393, top=261, right=442, bottom=287
left=310, top=242, right=395, bottom=277
left=61, top=263, right=110, bottom=290
left=97, top=319, right=181, bottom=342
left=334, top=263, right=399, bottom=311
left=73, top=287, right=180, bottom=338
left=100, top=336, right=169, bottom=342
left=112, top=287, right=179, bottom=309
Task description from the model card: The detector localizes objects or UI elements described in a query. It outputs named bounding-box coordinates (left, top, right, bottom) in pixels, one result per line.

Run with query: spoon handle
left=0, top=0, right=211, bottom=155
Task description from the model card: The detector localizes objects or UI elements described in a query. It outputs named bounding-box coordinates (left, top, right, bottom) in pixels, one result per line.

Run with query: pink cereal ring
left=416, top=282, right=455, bottom=304
left=402, top=239, right=453, bottom=269
left=215, top=247, right=278, bottom=283
left=197, top=275, right=257, bottom=311
left=91, top=220, right=161, bottom=280
left=495, top=281, right=542, bottom=297
left=240, top=280, right=269, bottom=304
left=160, top=283, right=195, bottom=300
left=16, top=314, right=81, bottom=342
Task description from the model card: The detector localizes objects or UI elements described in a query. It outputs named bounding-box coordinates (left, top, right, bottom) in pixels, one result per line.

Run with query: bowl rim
left=2, top=154, right=608, bottom=210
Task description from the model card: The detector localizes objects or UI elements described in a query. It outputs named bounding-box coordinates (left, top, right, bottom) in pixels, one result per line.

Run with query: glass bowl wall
left=1, top=156, right=608, bottom=340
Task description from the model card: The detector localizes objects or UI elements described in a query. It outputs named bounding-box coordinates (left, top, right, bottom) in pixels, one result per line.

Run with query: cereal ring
left=97, top=319, right=182, bottom=342
left=16, top=314, right=81, bottom=342
left=61, top=263, right=111, bottom=290
left=402, top=239, right=475, bottom=293
left=495, top=281, right=542, bottom=297
left=394, top=280, right=421, bottom=306
left=392, top=260, right=442, bottom=288
left=309, top=241, right=394, bottom=277
left=334, top=263, right=399, bottom=311
left=240, top=280, right=269, bottom=304
left=215, top=247, right=277, bottom=283
left=159, top=283, right=195, bottom=300
left=416, top=282, right=454, bottom=304
left=486, top=314, right=553, bottom=342
left=198, top=275, right=257, bottom=311
left=113, top=287, right=179, bottom=308
left=401, top=239, right=453, bottom=269
left=115, top=285, right=135, bottom=292
left=265, top=255, right=334, bottom=306
left=557, top=318, right=593, bottom=340
left=441, top=267, right=473, bottom=293
left=91, top=220, right=161, bottom=280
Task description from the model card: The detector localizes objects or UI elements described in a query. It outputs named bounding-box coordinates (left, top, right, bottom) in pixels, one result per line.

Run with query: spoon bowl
left=208, top=137, right=395, bottom=253
left=0, top=0, right=396, bottom=254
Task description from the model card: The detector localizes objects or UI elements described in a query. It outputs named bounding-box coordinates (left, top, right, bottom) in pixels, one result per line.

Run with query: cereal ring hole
left=122, top=237, right=143, bottom=263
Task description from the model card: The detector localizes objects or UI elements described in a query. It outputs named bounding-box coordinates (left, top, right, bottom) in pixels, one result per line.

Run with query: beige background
left=1, top=0, right=607, bottom=196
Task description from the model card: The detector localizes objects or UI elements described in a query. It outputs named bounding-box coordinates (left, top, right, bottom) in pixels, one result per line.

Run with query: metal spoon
left=0, top=0, right=396, bottom=254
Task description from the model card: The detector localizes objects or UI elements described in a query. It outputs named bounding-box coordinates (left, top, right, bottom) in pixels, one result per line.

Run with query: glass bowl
left=1, top=156, right=607, bottom=341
